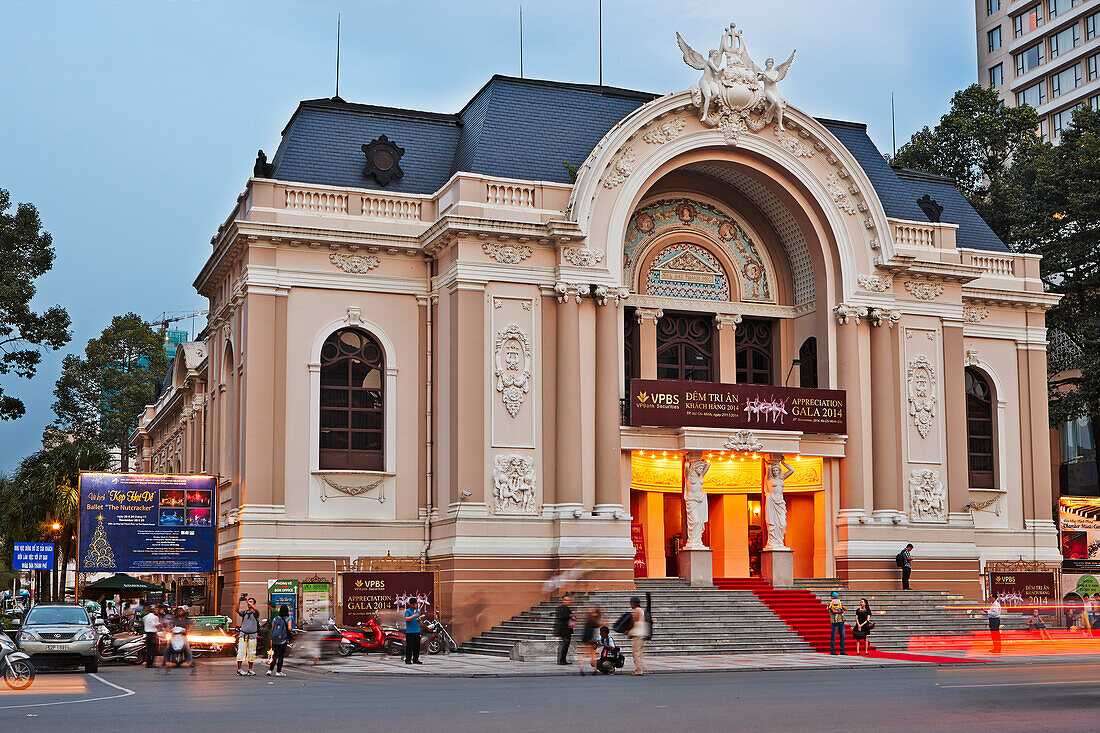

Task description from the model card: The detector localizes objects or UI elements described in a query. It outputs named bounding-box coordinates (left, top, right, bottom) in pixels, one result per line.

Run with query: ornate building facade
left=132, top=26, right=1059, bottom=640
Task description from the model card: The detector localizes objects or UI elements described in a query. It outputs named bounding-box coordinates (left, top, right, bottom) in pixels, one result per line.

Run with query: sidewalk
left=288, top=651, right=943, bottom=677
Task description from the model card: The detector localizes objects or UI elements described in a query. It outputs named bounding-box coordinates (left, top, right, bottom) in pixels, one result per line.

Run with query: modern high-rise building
left=977, top=0, right=1100, bottom=141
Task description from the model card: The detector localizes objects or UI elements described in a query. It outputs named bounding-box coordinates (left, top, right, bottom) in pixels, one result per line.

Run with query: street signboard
left=340, top=571, right=435, bottom=626
left=77, top=473, right=217, bottom=573
left=13, top=543, right=54, bottom=571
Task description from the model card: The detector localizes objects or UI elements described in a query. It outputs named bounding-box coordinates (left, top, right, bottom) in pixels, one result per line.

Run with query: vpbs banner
left=340, top=571, right=435, bottom=626
left=77, top=473, right=217, bottom=573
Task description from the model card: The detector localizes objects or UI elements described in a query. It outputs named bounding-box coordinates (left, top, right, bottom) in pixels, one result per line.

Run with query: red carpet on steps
left=715, top=578, right=977, bottom=663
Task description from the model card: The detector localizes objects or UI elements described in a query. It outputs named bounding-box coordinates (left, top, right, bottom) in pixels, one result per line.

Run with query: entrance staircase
left=460, top=577, right=1016, bottom=658
left=459, top=578, right=813, bottom=657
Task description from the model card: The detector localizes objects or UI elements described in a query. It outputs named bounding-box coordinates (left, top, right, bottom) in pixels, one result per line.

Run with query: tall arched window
left=319, top=328, right=385, bottom=471
left=736, top=319, right=773, bottom=385
left=965, top=367, right=995, bottom=488
left=657, top=313, right=712, bottom=381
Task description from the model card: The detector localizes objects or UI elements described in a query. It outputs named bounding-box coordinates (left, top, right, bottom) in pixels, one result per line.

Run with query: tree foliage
left=0, top=188, right=71, bottom=420
left=50, top=313, right=168, bottom=470
left=895, top=86, right=1100, bottom=425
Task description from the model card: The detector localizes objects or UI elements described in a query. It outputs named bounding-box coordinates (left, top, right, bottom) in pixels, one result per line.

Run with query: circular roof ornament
left=361, top=135, right=405, bottom=186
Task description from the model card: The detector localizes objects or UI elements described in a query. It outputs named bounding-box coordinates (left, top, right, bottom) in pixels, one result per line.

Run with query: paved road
left=2, top=659, right=1099, bottom=732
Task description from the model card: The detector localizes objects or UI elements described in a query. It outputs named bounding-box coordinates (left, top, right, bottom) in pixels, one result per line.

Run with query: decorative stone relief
left=562, top=247, right=604, bottom=267
left=965, top=349, right=980, bottom=367
left=868, top=307, right=901, bottom=328
left=642, top=117, right=686, bottom=145
left=724, top=430, right=763, bottom=452
left=603, top=147, right=635, bottom=188
left=906, top=354, right=937, bottom=439
left=714, top=313, right=743, bottom=330
left=826, top=173, right=857, bottom=215
left=904, top=281, right=945, bottom=300
left=554, top=282, right=591, bottom=303
left=774, top=129, right=814, bottom=158
left=330, top=253, right=380, bottom=273
left=492, top=455, right=537, bottom=514
left=857, top=274, right=893, bottom=292
left=963, top=305, right=989, bottom=323
left=320, top=475, right=386, bottom=503
left=494, top=324, right=532, bottom=418
left=966, top=495, right=1001, bottom=515
left=832, top=303, right=868, bottom=325
left=909, top=469, right=946, bottom=522
left=683, top=457, right=711, bottom=550
left=482, top=242, right=532, bottom=264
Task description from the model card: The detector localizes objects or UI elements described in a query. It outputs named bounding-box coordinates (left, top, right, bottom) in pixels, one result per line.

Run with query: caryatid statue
left=683, top=455, right=711, bottom=550
left=763, top=454, right=794, bottom=550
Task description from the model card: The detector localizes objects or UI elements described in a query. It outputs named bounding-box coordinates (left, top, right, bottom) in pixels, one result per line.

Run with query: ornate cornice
left=833, top=303, right=868, bottom=325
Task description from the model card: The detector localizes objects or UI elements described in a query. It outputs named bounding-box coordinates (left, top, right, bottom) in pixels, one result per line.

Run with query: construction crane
left=145, top=311, right=208, bottom=337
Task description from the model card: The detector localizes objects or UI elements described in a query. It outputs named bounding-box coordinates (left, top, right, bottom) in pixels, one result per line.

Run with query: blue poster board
left=14, top=543, right=54, bottom=570
left=77, top=473, right=217, bottom=573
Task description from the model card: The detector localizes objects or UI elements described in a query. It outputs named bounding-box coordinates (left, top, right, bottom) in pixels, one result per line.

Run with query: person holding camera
left=236, top=594, right=265, bottom=676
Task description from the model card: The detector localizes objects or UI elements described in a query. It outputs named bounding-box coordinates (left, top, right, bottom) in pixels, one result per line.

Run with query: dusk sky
left=0, top=0, right=979, bottom=471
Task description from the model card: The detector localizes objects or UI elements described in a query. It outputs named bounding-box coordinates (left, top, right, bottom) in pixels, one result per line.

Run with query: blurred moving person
left=986, top=592, right=1002, bottom=653
left=628, top=596, right=648, bottom=676
left=553, top=594, right=575, bottom=665
left=1083, top=594, right=1094, bottom=634
left=579, top=605, right=601, bottom=675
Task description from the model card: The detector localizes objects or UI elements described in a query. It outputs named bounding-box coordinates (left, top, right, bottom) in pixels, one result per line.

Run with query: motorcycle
left=165, top=626, right=190, bottom=670
left=381, top=618, right=457, bottom=656
left=336, top=618, right=403, bottom=657
left=0, top=629, right=34, bottom=690
left=97, top=629, right=147, bottom=665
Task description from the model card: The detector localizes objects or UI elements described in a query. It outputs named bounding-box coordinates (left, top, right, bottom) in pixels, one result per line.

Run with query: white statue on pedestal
left=683, top=456, right=711, bottom=550
left=763, top=454, right=794, bottom=550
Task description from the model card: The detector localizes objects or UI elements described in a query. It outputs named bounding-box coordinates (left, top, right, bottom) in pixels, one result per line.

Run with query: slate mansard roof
left=267, top=75, right=1008, bottom=253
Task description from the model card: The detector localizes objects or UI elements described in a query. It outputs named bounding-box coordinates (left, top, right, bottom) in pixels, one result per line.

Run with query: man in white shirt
left=986, top=592, right=1002, bottom=653
left=143, top=606, right=161, bottom=668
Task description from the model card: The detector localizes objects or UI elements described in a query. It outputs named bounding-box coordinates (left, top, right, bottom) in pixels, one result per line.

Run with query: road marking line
left=0, top=674, right=135, bottom=710
left=940, top=680, right=1097, bottom=689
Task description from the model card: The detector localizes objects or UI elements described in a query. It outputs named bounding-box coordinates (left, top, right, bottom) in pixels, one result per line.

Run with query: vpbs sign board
left=77, top=473, right=217, bottom=573
left=13, top=543, right=54, bottom=571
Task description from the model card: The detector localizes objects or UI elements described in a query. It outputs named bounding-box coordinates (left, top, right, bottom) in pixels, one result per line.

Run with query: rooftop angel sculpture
left=676, top=30, right=724, bottom=123
left=750, top=50, right=796, bottom=131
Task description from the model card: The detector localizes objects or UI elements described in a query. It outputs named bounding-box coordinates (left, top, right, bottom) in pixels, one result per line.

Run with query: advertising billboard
left=988, top=571, right=1057, bottom=610
left=13, top=543, right=54, bottom=571
left=340, top=571, right=435, bottom=626
left=302, top=581, right=332, bottom=627
left=1059, top=498, right=1100, bottom=571
left=628, top=379, right=847, bottom=435
left=77, top=473, right=217, bottom=573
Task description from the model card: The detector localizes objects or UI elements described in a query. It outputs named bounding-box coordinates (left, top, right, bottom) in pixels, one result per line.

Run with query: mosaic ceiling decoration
left=625, top=197, right=775, bottom=303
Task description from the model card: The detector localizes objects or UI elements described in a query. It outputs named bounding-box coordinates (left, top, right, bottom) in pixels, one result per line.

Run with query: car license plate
left=45, top=644, right=68, bottom=651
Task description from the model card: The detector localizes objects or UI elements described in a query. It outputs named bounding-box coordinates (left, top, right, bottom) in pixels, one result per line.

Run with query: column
left=555, top=285, right=585, bottom=511
left=594, top=290, right=624, bottom=514
left=635, top=308, right=662, bottom=380
left=943, top=323, right=970, bottom=516
left=240, top=292, right=277, bottom=506
left=450, top=286, right=486, bottom=507
left=869, top=309, right=902, bottom=518
left=715, top=314, right=741, bottom=383
left=834, top=304, right=871, bottom=518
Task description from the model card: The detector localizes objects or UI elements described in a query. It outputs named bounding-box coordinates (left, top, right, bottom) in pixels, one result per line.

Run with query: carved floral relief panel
left=624, top=198, right=776, bottom=303
left=490, top=296, right=537, bottom=450
left=904, top=327, right=943, bottom=466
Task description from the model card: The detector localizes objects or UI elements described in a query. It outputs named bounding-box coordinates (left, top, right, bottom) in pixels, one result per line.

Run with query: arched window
left=736, top=319, right=773, bottom=385
left=965, top=367, right=995, bottom=488
left=319, top=328, right=385, bottom=471
left=657, top=313, right=713, bottom=381
left=798, top=337, right=818, bottom=389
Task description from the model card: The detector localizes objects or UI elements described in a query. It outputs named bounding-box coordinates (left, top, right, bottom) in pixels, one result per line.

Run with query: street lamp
left=784, top=359, right=801, bottom=387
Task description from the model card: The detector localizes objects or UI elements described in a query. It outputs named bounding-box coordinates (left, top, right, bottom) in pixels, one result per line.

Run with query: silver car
left=15, top=604, right=99, bottom=673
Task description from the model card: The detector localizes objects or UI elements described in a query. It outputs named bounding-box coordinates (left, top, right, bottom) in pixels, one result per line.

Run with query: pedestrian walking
left=828, top=591, right=846, bottom=655
left=896, top=543, right=914, bottom=590
left=267, top=605, right=291, bottom=676
left=143, top=604, right=161, bottom=668
left=579, top=605, right=601, bottom=675
left=628, top=596, right=648, bottom=676
left=553, top=594, right=575, bottom=665
left=986, top=592, right=1002, bottom=653
left=852, top=598, right=873, bottom=656
left=236, top=595, right=264, bottom=676
left=1082, top=593, right=1094, bottom=634
left=404, top=601, right=423, bottom=665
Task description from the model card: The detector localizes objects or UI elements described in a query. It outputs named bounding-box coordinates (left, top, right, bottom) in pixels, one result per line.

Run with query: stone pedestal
left=762, top=548, right=794, bottom=587
left=677, top=548, right=714, bottom=587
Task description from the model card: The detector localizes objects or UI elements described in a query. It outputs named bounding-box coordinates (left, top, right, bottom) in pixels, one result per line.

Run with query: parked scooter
left=97, top=629, right=147, bottom=665
left=0, top=628, right=34, bottom=690
left=336, top=618, right=403, bottom=657
left=381, top=618, right=457, bottom=656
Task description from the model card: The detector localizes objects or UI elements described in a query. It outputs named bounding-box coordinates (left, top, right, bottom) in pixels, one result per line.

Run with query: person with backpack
left=595, top=626, right=622, bottom=675
left=236, top=594, right=265, bottom=676
left=828, top=591, right=846, bottom=655
left=267, top=605, right=292, bottom=677
left=896, top=544, right=914, bottom=590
